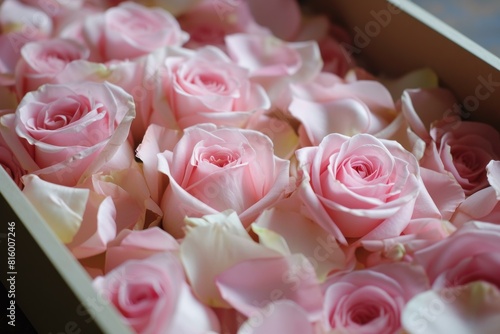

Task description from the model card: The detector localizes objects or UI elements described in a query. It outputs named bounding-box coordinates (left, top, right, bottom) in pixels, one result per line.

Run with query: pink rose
left=322, top=263, right=429, bottom=334
left=178, top=0, right=269, bottom=50
left=0, top=81, right=135, bottom=186
left=158, top=46, right=270, bottom=129
left=139, top=123, right=292, bottom=237
left=82, top=1, right=188, bottom=62
left=296, top=133, right=421, bottom=244
left=288, top=72, right=396, bottom=146
left=414, top=221, right=500, bottom=289
left=0, top=1, right=52, bottom=85
left=421, top=121, right=500, bottom=196
left=15, top=38, right=90, bottom=98
left=93, top=252, right=220, bottom=334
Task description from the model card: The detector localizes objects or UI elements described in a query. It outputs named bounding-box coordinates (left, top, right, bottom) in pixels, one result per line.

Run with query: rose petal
left=216, top=254, right=323, bottom=321
left=22, top=174, right=88, bottom=243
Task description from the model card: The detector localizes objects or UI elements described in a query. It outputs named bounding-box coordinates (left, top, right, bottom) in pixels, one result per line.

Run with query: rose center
left=189, top=25, right=226, bottom=46
left=352, top=162, right=373, bottom=179
left=40, top=97, right=89, bottom=130
left=350, top=304, right=381, bottom=325
left=202, top=150, right=239, bottom=167
left=127, top=283, right=159, bottom=305
left=453, top=150, right=479, bottom=174
left=196, top=73, right=227, bottom=93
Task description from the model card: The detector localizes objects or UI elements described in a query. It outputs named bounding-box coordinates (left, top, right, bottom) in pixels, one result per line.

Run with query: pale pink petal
left=451, top=187, right=500, bottom=227
left=136, top=124, right=181, bottom=204
left=105, top=227, right=179, bottom=273
left=290, top=97, right=371, bottom=144
left=254, top=205, right=346, bottom=280
left=487, top=160, right=500, bottom=198
left=245, top=112, right=299, bottom=160
left=66, top=193, right=117, bottom=258
left=168, top=283, right=221, bottom=334
left=217, top=254, right=323, bottom=321
left=420, top=167, right=464, bottom=220
left=180, top=211, right=280, bottom=307
left=402, top=282, right=500, bottom=334
left=379, top=68, right=439, bottom=102
left=22, top=174, right=89, bottom=243
left=401, top=88, right=458, bottom=142
left=237, top=300, right=314, bottom=334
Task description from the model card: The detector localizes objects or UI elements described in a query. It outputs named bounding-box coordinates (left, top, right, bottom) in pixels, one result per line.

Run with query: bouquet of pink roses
left=2, top=0, right=500, bottom=333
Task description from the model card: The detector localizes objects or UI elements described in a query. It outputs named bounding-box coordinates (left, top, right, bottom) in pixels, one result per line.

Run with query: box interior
left=1, top=0, right=499, bottom=332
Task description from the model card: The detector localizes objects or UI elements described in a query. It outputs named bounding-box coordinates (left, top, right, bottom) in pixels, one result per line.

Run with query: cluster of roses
left=1, top=0, right=500, bottom=333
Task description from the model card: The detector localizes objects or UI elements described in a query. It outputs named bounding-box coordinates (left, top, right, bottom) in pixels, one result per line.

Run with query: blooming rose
left=93, top=252, right=220, bottom=334
left=140, top=123, right=292, bottom=237
left=413, top=221, right=500, bottom=289
left=296, top=133, right=421, bottom=244
left=420, top=121, right=500, bottom=196
left=0, top=81, right=135, bottom=186
left=15, top=38, right=90, bottom=98
left=178, top=0, right=269, bottom=50
left=0, top=1, right=52, bottom=85
left=322, top=263, right=429, bottom=334
left=158, top=46, right=270, bottom=129
left=82, top=1, right=188, bottom=62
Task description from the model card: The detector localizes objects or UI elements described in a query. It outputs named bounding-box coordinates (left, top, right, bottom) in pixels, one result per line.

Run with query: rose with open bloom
left=322, top=263, right=429, bottom=334
left=0, top=81, right=135, bottom=186
left=157, top=46, right=270, bottom=129
left=82, top=1, right=188, bottom=62
left=14, top=38, right=90, bottom=98
left=420, top=121, right=500, bottom=196
left=138, top=123, right=292, bottom=237
left=296, top=133, right=421, bottom=244
left=178, top=0, right=269, bottom=50
left=0, top=0, right=52, bottom=85
left=413, top=221, right=500, bottom=289
left=93, top=252, right=220, bottom=334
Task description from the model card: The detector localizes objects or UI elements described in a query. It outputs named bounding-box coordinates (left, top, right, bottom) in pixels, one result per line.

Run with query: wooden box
left=1, top=0, right=499, bottom=332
